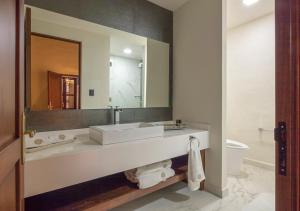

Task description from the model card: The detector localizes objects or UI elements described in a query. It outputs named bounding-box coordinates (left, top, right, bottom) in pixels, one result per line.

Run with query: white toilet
left=226, top=139, right=249, bottom=175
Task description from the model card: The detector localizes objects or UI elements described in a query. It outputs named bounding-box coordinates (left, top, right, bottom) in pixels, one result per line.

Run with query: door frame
left=25, top=7, right=31, bottom=110
left=276, top=0, right=300, bottom=210
left=16, top=0, right=25, bottom=209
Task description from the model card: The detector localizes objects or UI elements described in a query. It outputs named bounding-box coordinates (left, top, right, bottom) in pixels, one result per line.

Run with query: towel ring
left=189, top=136, right=200, bottom=149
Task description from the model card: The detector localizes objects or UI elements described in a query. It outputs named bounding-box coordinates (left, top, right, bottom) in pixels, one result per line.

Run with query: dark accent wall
left=25, top=0, right=173, bottom=131
left=26, top=108, right=172, bottom=132
left=25, top=0, right=173, bottom=44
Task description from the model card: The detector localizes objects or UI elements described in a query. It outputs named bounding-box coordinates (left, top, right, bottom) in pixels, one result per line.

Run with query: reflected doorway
left=30, top=33, right=81, bottom=110
left=48, top=71, right=79, bottom=110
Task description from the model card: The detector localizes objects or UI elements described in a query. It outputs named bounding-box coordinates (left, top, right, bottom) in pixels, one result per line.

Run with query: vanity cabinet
left=25, top=152, right=206, bottom=211
left=25, top=128, right=209, bottom=210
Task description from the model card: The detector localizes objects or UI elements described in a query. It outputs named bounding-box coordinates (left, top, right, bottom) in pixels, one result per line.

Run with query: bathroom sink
left=89, top=123, right=164, bottom=145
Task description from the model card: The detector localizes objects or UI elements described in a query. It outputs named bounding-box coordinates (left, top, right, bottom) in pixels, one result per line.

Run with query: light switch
left=89, top=89, right=95, bottom=96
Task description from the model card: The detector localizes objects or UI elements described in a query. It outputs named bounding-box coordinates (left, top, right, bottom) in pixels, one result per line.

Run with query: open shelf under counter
left=25, top=161, right=201, bottom=211
left=24, top=126, right=209, bottom=207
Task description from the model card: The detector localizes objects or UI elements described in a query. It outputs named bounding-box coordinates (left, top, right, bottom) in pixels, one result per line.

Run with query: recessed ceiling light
left=243, top=0, right=259, bottom=6
left=123, top=48, right=132, bottom=54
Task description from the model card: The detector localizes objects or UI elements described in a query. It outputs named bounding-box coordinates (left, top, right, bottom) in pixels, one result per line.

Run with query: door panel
left=0, top=0, right=16, bottom=148
left=276, top=0, right=300, bottom=210
left=0, top=0, right=24, bottom=210
left=48, top=71, right=62, bottom=110
left=0, top=169, right=17, bottom=211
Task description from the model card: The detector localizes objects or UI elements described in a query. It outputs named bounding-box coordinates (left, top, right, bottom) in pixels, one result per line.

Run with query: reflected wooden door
left=0, top=0, right=24, bottom=210
left=48, top=71, right=62, bottom=110
left=25, top=7, right=31, bottom=108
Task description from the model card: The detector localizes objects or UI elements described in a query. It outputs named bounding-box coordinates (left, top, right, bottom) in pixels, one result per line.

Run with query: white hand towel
left=188, top=138, right=205, bottom=191
left=137, top=168, right=175, bottom=189
left=136, top=160, right=172, bottom=176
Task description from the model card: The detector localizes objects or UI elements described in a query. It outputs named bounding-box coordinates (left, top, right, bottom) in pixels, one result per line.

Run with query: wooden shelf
left=61, top=166, right=187, bottom=211
left=25, top=166, right=187, bottom=211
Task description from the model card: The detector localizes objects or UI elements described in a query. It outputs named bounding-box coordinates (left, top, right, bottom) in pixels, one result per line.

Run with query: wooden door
left=48, top=71, right=62, bottom=110
left=0, top=0, right=24, bottom=210
left=276, top=0, right=300, bottom=210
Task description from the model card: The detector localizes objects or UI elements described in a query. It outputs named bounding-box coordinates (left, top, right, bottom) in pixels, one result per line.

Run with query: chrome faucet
left=109, top=106, right=123, bottom=124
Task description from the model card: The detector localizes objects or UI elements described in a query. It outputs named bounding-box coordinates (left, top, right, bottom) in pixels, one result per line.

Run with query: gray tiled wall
left=26, top=108, right=172, bottom=132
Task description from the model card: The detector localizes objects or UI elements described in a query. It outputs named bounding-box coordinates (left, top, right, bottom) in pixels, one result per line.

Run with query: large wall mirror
left=26, top=6, right=170, bottom=111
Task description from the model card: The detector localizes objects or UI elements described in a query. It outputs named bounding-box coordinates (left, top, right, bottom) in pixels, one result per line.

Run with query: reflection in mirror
left=31, top=34, right=80, bottom=110
left=109, top=37, right=145, bottom=108
left=26, top=6, right=170, bottom=111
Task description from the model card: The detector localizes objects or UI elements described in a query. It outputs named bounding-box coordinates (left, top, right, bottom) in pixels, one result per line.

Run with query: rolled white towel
left=136, top=160, right=172, bottom=176
left=26, top=134, right=74, bottom=149
left=48, top=134, right=74, bottom=143
left=124, top=169, right=138, bottom=183
left=26, top=135, right=50, bottom=149
left=137, top=168, right=175, bottom=189
left=124, top=160, right=175, bottom=189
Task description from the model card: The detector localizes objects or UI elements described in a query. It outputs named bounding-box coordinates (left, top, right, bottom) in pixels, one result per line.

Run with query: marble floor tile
left=113, top=164, right=275, bottom=211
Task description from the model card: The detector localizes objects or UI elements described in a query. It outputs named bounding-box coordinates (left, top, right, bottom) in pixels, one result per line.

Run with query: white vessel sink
left=89, top=123, right=164, bottom=145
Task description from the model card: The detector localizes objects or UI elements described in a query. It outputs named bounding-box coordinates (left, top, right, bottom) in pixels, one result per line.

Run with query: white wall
left=31, top=19, right=110, bottom=109
left=173, top=0, right=226, bottom=196
left=227, top=14, right=275, bottom=165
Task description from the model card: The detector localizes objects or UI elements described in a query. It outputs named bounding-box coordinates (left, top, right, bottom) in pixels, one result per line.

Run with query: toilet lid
left=226, top=139, right=249, bottom=150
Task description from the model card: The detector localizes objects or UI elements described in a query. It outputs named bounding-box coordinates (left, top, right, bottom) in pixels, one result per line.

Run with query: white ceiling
left=147, top=0, right=274, bottom=28
left=227, top=0, right=275, bottom=28
left=147, top=0, right=189, bottom=11
left=110, top=37, right=145, bottom=60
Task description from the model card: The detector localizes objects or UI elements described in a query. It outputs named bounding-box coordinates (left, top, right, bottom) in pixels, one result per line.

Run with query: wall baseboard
left=205, top=182, right=228, bottom=198
left=243, top=157, right=275, bottom=171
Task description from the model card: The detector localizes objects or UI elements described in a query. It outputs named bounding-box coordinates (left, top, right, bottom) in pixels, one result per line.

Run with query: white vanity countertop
left=25, top=128, right=207, bottom=162
left=24, top=125, right=209, bottom=197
